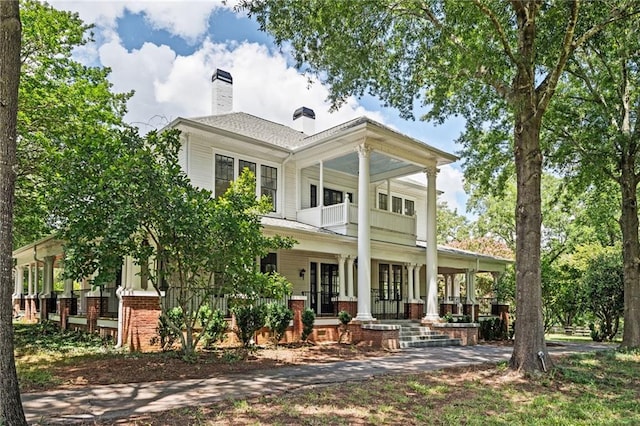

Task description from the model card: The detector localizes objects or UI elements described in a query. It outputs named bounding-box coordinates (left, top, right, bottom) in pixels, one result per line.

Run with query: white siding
left=188, top=136, right=213, bottom=191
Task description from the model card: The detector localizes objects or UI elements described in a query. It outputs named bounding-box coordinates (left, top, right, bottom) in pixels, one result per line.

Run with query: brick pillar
left=13, top=298, right=20, bottom=318
left=288, top=298, right=305, bottom=342
left=405, top=302, right=424, bottom=320
left=122, top=296, right=162, bottom=352
left=86, top=296, right=105, bottom=333
left=491, top=303, right=510, bottom=316
left=39, top=296, right=51, bottom=321
left=463, top=304, right=480, bottom=322
left=58, top=297, right=72, bottom=330
left=336, top=300, right=357, bottom=318
left=25, top=296, right=38, bottom=322
left=439, top=303, right=455, bottom=317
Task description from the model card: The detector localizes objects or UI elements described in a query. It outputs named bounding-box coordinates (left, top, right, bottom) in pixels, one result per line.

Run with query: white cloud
left=404, top=165, right=467, bottom=213
left=50, top=1, right=229, bottom=42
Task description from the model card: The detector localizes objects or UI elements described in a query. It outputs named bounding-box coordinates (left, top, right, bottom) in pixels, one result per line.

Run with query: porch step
left=379, top=320, right=461, bottom=349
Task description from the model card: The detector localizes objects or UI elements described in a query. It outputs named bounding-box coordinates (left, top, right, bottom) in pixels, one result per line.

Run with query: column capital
left=424, top=165, right=439, bottom=179
left=336, top=254, right=348, bottom=262
left=356, top=143, right=372, bottom=157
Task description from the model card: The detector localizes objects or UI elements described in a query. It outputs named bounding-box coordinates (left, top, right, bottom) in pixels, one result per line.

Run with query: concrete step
left=399, top=338, right=461, bottom=348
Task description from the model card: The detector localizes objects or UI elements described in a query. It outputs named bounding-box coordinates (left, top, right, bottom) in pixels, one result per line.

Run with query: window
left=378, top=263, right=390, bottom=300
left=310, top=184, right=318, bottom=208
left=405, top=199, right=415, bottom=216
left=239, top=160, right=256, bottom=176
left=215, top=154, right=234, bottom=197
left=378, top=193, right=388, bottom=210
left=261, top=165, right=277, bottom=211
left=260, top=253, right=277, bottom=273
left=324, top=188, right=343, bottom=206
left=392, top=196, right=402, bottom=214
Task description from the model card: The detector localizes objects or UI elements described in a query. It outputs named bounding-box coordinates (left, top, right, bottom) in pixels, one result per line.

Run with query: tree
left=544, top=16, right=640, bottom=348
left=436, top=200, right=471, bottom=244
left=14, top=0, right=129, bottom=248
left=51, top=129, right=294, bottom=358
left=241, top=0, right=639, bottom=372
left=0, top=1, right=27, bottom=424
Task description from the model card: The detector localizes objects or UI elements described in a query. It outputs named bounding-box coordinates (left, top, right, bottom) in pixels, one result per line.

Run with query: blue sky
left=50, top=1, right=468, bottom=212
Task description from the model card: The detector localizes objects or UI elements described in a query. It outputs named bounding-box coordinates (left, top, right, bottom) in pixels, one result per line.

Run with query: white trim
left=118, top=289, right=164, bottom=297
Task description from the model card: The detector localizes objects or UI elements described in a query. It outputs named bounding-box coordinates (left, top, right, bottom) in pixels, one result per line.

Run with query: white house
left=11, top=69, right=510, bottom=350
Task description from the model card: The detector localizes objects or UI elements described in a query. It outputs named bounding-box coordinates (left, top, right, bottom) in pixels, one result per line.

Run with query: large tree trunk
left=619, top=155, right=640, bottom=348
left=0, top=1, right=26, bottom=425
left=509, top=2, right=551, bottom=373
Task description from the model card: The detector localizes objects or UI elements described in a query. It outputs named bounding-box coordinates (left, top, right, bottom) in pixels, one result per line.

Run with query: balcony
left=296, top=200, right=417, bottom=245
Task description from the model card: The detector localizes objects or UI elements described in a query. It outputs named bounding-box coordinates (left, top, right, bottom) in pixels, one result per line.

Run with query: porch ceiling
left=324, top=151, right=424, bottom=181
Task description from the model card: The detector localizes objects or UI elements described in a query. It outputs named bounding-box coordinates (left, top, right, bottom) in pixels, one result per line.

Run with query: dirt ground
left=23, top=343, right=392, bottom=393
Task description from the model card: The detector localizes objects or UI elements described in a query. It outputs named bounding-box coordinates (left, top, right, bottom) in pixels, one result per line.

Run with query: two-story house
left=12, top=69, right=509, bottom=350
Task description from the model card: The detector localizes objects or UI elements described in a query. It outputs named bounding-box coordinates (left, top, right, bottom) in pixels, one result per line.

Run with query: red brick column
left=39, top=296, right=51, bottom=321
left=13, top=298, right=20, bottom=318
left=288, top=297, right=305, bottom=342
left=86, top=296, right=105, bottom=333
left=58, top=297, right=72, bottom=330
left=122, top=295, right=162, bottom=352
left=405, top=302, right=424, bottom=320
left=25, top=296, right=38, bottom=322
left=463, top=304, right=480, bottom=322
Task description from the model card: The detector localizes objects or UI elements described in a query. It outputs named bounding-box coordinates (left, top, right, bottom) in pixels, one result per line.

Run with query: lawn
left=14, top=323, right=640, bottom=425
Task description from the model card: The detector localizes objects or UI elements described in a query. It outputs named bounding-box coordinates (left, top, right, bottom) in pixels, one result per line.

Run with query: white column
left=318, top=160, right=324, bottom=208
left=386, top=179, right=391, bottom=212
left=466, top=269, right=476, bottom=304
left=338, top=254, right=346, bottom=298
left=354, top=143, right=374, bottom=321
left=62, top=278, right=73, bottom=298
left=347, top=256, right=355, bottom=298
left=414, top=264, right=422, bottom=300
left=28, top=263, right=34, bottom=296
left=423, top=165, right=439, bottom=321
left=43, top=256, right=55, bottom=296
left=453, top=274, right=461, bottom=299
left=14, top=266, right=23, bottom=296
left=406, top=263, right=415, bottom=301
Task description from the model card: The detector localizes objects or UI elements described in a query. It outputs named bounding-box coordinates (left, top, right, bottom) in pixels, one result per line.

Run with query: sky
left=49, top=0, right=469, bottom=213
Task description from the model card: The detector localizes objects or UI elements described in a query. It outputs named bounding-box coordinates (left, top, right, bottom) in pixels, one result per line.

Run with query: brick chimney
left=211, top=69, right=233, bottom=115
left=293, top=106, right=316, bottom=135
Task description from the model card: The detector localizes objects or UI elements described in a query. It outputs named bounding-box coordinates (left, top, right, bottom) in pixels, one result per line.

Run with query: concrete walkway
left=22, top=341, right=611, bottom=425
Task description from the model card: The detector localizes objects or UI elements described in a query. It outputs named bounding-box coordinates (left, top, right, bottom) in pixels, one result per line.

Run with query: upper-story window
left=215, top=154, right=278, bottom=212
left=377, top=191, right=415, bottom=217
left=261, top=165, right=277, bottom=212
left=215, top=154, right=234, bottom=197
left=310, top=185, right=352, bottom=207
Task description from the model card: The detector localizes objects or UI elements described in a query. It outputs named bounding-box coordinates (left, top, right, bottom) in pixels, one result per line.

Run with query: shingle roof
left=191, top=113, right=306, bottom=149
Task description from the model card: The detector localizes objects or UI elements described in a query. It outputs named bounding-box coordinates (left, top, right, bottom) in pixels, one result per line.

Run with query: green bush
left=479, top=317, right=508, bottom=341
left=157, top=306, right=185, bottom=351
left=265, top=303, right=293, bottom=345
left=338, top=310, right=352, bottom=325
left=301, top=308, right=316, bottom=342
left=198, top=305, right=228, bottom=348
left=232, top=304, right=266, bottom=347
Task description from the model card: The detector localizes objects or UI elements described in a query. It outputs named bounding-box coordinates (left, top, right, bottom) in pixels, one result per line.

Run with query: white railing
left=296, top=201, right=416, bottom=236
left=371, top=209, right=416, bottom=236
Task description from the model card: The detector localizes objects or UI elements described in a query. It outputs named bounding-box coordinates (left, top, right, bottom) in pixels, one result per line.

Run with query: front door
left=309, top=262, right=338, bottom=315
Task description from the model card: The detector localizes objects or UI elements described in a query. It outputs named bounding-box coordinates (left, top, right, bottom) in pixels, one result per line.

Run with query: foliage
left=338, top=310, right=352, bottom=326
left=51, top=128, right=294, bottom=358
left=582, top=246, right=624, bottom=341
left=479, top=318, right=508, bottom=341
left=232, top=304, right=267, bottom=347
left=264, top=303, right=293, bottom=345
left=436, top=201, right=471, bottom=244
left=155, top=307, right=185, bottom=351
left=301, top=308, right=315, bottom=342
left=198, top=306, right=228, bottom=349
left=15, top=0, right=130, bottom=248
left=446, top=237, right=513, bottom=260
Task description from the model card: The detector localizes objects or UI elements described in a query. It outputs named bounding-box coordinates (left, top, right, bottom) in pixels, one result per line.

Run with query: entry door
left=320, top=263, right=339, bottom=315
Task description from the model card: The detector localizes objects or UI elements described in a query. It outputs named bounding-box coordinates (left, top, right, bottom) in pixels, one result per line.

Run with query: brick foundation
left=347, top=323, right=399, bottom=350
left=86, top=297, right=107, bottom=333
left=288, top=298, right=305, bottom=342
left=122, top=296, right=162, bottom=352
left=57, top=298, right=72, bottom=330
left=432, top=323, right=479, bottom=346
left=406, top=302, right=424, bottom=320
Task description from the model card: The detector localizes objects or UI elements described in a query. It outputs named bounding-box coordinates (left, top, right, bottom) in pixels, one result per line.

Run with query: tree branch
left=472, top=0, right=517, bottom=66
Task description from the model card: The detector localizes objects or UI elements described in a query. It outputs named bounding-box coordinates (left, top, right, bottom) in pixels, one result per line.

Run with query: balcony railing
left=297, top=200, right=416, bottom=238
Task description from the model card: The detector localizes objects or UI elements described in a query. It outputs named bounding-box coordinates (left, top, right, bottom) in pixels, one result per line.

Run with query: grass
left=112, top=349, right=640, bottom=425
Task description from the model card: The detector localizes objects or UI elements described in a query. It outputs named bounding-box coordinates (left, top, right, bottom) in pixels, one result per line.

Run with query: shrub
left=301, top=308, right=316, bottom=342
left=198, top=305, right=228, bottom=348
left=442, top=312, right=454, bottom=323
left=479, top=317, right=508, bottom=341
left=338, top=310, right=352, bottom=325
left=157, top=306, right=185, bottom=351
left=265, top=303, right=293, bottom=345
left=232, top=304, right=266, bottom=347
